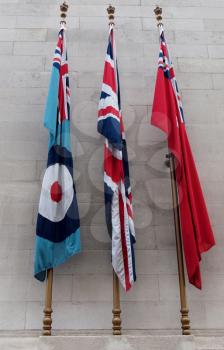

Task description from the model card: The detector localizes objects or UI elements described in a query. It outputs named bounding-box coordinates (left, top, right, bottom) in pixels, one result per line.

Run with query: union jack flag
left=151, top=23, right=215, bottom=289
left=53, top=28, right=70, bottom=123
left=98, top=25, right=136, bottom=291
left=158, top=25, right=184, bottom=124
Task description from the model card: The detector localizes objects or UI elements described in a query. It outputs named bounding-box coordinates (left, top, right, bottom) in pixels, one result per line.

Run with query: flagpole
left=106, top=4, right=122, bottom=336
left=42, top=2, right=69, bottom=336
left=154, top=6, right=191, bottom=335
left=168, top=154, right=191, bottom=335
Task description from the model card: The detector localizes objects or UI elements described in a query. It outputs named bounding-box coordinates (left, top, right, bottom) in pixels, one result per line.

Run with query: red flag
left=151, top=26, right=215, bottom=289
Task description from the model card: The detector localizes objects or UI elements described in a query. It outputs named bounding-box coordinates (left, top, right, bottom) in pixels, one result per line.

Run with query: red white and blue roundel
left=36, top=145, right=80, bottom=244
left=39, top=163, right=74, bottom=222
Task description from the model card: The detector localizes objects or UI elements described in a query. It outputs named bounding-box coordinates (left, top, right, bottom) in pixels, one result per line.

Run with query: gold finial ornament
left=60, top=1, right=69, bottom=25
left=154, top=6, right=163, bottom=25
left=107, top=4, right=115, bottom=25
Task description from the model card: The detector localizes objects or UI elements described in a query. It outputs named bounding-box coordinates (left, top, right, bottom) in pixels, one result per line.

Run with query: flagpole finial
left=107, top=4, right=115, bottom=25
left=60, top=1, right=69, bottom=26
left=154, top=6, right=163, bottom=26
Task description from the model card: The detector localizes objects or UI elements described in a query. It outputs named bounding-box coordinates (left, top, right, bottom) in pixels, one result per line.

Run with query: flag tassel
left=169, top=154, right=191, bottom=335
left=42, top=269, right=53, bottom=336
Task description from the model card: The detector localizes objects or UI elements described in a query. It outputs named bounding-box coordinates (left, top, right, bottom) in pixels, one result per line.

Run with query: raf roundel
left=50, top=181, right=63, bottom=203
left=39, top=163, right=74, bottom=223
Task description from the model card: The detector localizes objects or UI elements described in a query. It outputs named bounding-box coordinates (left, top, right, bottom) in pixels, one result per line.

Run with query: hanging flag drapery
left=98, top=24, right=136, bottom=292
left=34, top=25, right=81, bottom=281
left=151, top=24, right=215, bottom=289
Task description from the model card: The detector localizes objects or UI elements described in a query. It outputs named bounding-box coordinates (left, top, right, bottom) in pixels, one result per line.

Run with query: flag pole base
left=112, top=308, right=122, bottom=335
left=112, top=271, right=122, bottom=335
left=181, top=307, right=191, bottom=335
left=42, top=308, right=53, bottom=336
left=42, top=269, right=53, bottom=336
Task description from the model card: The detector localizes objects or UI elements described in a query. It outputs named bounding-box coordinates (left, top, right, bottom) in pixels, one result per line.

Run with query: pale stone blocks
left=0, top=16, right=16, bottom=29
left=204, top=19, right=224, bottom=31
left=0, top=302, right=26, bottom=330
left=155, top=225, right=176, bottom=250
left=196, top=336, right=224, bottom=350
left=206, top=204, right=224, bottom=226
left=208, top=45, right=224, bottom=59
left=204, top=302, right=224, bottom=328
left=143, top=18, right=204, bottom=31
left=72, top=273, right=159, bottom=303
left=146, top=178, right=172, bottom=210
left=0, top=42, right=13, bottom=55
left=0, top=249, right=31, bottom=275
left=175, top=31, right=224, bottom=45
left=0, top=71, right=51, bottom=89
left=0, top=203, right=34, bottom=225
left=80, top=17, right=142, bottom=31
left=120, top=275, right=159, bottom=302
left=141, top=0, right=201, bottom=4
left=27, top=275, right=73, bottom=302
left=0, top=161, right=36, bottom=182
left=55, top=251, right=111, bottom=275
left=0, top=56, right=44, bottom=72
left=52, top=302, right=112, bottom=329
left=13, top=42, right=56, bottom=56
left=177, top=73, right=213, bottom=90
left=77, top=72, right=102, bottom=88
left=0, top=275, right=28, bottom=302
left=0, top=28, right=47, bottom=41
left=212, top=225, right=224, bottom=246
left=212, top=74, right=224, bottom=89
left=0, top=4, right=49, bottom=16
left=25, top=302, right=43, bottom=330
left=164, top=6, right=224, bottom=19
left=72, top=274, right=113, bottom=302
left=0, top=0, right=223, bottom=334
left=16, top=16, right=80, bottom=29
left=178, top=58, right=224, bottom=73
left=0, top=182, right=40, bottom=204
left=0, top=141, right=47, bottom=161
left=0, top=225, right=34, bottom=251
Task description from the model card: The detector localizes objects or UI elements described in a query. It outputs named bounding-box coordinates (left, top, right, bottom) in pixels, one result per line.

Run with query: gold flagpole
left=154, top=6, right=191, bottom=335
left=42, top=2, right=69, bottom=336
left=168, top=154, right=191, bottom=335
left=106, top=4, right=122, bottom=336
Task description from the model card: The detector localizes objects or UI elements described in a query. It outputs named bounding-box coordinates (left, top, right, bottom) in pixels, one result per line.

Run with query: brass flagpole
left=169, top=154, right=191, bottom=335
left=42, top=2, right=69, bottom=336
left=154, top=6, right=191, bottom=335
left=107, top=4, right=122, bottom=336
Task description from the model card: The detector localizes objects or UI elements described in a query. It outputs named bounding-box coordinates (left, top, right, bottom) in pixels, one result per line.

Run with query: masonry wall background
left=0, top=0, right=224, bottom=332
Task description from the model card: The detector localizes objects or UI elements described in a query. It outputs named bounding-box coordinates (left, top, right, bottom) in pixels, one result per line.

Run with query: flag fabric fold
left=98, top=25, right=136, bottom=292
left=151, top=25, right=215, bottom=289
left=34, top=26, right=81, bottom=281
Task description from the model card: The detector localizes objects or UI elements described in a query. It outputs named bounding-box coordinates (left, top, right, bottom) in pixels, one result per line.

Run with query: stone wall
left=0, top=0, right=223, bottom=332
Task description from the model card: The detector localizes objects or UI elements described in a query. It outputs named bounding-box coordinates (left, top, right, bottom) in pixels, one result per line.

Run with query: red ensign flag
left=151, top=25, right=215, bottom=289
